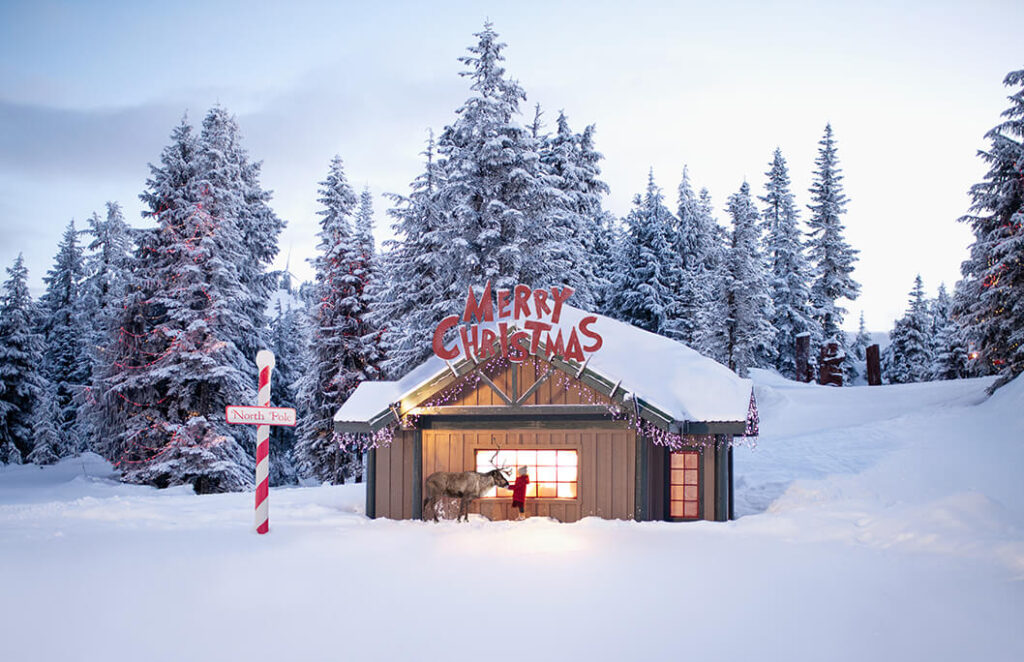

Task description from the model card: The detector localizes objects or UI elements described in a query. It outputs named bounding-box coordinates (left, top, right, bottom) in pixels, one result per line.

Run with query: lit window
left=475, top=449, right=578, bottom=499
left=669, top=451, right=700, bottom=519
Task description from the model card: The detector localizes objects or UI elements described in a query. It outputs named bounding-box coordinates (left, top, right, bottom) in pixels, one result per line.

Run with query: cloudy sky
left=1, top=0, right=1020, bottom=330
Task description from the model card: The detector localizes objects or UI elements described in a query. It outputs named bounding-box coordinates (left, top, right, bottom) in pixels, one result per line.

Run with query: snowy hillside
left=1, top=375, right=1022, bottom=661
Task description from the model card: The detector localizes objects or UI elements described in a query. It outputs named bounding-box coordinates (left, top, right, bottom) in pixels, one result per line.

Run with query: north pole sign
left=225, top=405, right=297, bottom=426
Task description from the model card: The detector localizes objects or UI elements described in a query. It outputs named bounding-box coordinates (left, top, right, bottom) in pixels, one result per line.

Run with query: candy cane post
left=226, top=350, right=296, bottom=535
left=254, top=350, right=274, bottom=534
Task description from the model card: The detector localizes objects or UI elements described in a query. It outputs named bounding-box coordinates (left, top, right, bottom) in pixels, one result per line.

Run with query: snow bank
left=3, top=375, right=1023, bottom=661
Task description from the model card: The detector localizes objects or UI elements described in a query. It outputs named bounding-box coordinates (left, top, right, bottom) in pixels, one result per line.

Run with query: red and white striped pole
left=255, top=350, right=275, bottom=534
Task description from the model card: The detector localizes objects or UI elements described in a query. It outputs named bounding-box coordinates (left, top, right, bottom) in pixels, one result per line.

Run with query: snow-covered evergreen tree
left=954, top=69, right=1024, bottom=385
left=267, top=298, right=302, bottom=486
left=929, top=283, right=969, bottom=380
left=538, top=111, right=605, bottom=309
left=666, top=167, right=712, bottom=347
left=0, top=255, right=46, bottom=463
left=692, top=187, right=730, bottom=363
left=295, top=156, right=382, bottom=483
left=197, top=106, right=284, bottom=366
left=761, top=148, right=818, bottom=377
left=28, top=383, right=65, bottom=465
left=95, top=117, right=255, bottom=493
left=718, top=182, right=774, bottom=377
left=883, top=275, right=934, bottom=384
left=847, top=311, right=872, bottom=383
left=38, top=220, right=88, bottom=456
left=604, top=171, right=678, bottom=335
left=807, top=124, right=860, bottom=343
left=374, top=133, right=453, bottom=378
left=76, top=202, right=133, bottom=450
left=436, top=22, right=562, bottom=295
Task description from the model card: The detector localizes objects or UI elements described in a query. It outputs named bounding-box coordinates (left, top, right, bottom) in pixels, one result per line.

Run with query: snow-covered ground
left=2, top=374, right=1022, bottom=661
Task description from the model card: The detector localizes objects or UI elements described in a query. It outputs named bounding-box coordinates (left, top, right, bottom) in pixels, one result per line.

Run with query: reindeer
left=423, top=447, right=511, bottom=522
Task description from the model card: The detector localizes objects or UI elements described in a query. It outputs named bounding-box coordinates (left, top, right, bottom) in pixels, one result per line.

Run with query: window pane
left=537, top=450, right=557, bottom=466
left=537, top=483, right=557, bottom=498
left=558, top=466, right=577, bottom=482
left=684, top=470, right=698, bottom=485
left=671, top=469, right=685, bottom=485
left=671, top=485, right=686, bottom=500
left=557, top=450, right=578, bottom=466
left=684, top=486, right=698, bottom=500
left=483, top=486, right=496, bottom=497
left=684, top=453, right=698, bottom=469
left=670, top=501, right=684, bottom=517
left=526, top=483, right=537, bottom=498
left=557, top=482, right=577, bottom=498
left=537, top=466, right=557, bottom=482
left=684, top=502, right=698, bottom=518
left=671, top=453, right=686, bottom=469
left=517, top=450, right=537, bottom=466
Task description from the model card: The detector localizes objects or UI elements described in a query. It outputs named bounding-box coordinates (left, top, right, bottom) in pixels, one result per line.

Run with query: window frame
left=474, top=448, right=579, bottom=500
left=668, top=450, right=702, bottom=520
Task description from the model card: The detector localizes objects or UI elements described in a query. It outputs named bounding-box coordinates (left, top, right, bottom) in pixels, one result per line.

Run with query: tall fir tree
left=883, top=275, right=934, bottom=383
left=848, top=311, right=872, bottom=383
left=267, top=298, right=303, bottom=485
left=717, top=182, right=774, bottom=377
left=692, top=187, right=730, bottom=363
left=807, top=124, right=860, bottom=345
left=954, top=69, right=1024, bottom=385
left=295, top=157, right=381, bottom=483
left=38, top=220, right=89, bottom=455
left=374, top=133, right=453, bottom=377
left=604, top=171, right=678, bottom=335
left=761, top=148, right=818, bottom=377
left=96, top=117, right=255, bottom=492
left=28, top=383, right=65, bottom=465
left=0, top=255, right=46, bottom=463
left=667, top=167, right=713, bottom=347
left=76, top=202, right=134, bottom=450
left=436, top=22, right=563, bottom=295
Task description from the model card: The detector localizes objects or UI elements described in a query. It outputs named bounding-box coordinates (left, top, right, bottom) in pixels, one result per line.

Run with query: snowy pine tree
left=436, top=22, right=563, bottom=295
left=374, top=133, right=454, bottom=377
left=95, top=117, right=255, bottom=493
left=267, top=298, right=302, bottom=485
left=38, top=220, right=88, bottom=456
left=76, top=202, right=134, bottom=451
left=28, top=383, right=65, bottom=465
left=295, top=157, right=382, bottom=483
left=954, top=69, right=1024, bottom=385
left=718, top=182, right=774, bottom=377
left=604, top=171, right=678, bottom=335
left=929, top=283, right=969, bottom=380
left=692, top=188, right=730, bottom=363
left=883, top=275, right=934, bottom=384
left=666, top=167, right=713, bottom=347
left=761, top=148, right=818, bottom=377
left=0, top=255, right=46, bottom=463
left=807, top=124, right=860, bottom=343
left=847, top=311, right=872, bottom=383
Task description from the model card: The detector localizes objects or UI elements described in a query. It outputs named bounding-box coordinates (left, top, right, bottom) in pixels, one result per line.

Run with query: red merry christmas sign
left=432, top=282, right=603, bottom=364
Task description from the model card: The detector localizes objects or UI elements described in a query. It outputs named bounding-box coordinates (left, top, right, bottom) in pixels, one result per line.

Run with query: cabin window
left=669, top=451, right=700, bottom=519
left=475, top=449, right=578, bottom=499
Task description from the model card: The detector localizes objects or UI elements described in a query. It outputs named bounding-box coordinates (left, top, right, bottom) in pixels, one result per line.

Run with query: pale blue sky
left=1, top=0, right=1021, bottom=330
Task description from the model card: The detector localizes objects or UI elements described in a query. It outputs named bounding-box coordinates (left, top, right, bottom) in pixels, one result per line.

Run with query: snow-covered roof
left=335, top=305, right=753, bottom=432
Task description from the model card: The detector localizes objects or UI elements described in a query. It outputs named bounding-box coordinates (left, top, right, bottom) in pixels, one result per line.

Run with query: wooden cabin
left=335, top=306, right=755, bottom=523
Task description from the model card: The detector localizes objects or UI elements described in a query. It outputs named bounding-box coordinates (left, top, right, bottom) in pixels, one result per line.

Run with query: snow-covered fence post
left=255, top=350, right=275, bottom=534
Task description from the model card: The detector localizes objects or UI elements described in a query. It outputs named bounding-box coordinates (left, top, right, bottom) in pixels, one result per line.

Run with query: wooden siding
left=421, top=428, right=635, bottom=522
left=373, top=430, right=416, bottom=520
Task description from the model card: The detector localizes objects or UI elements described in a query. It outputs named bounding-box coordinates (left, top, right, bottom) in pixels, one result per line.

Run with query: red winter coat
left=511, top=474, right=530, bottom=503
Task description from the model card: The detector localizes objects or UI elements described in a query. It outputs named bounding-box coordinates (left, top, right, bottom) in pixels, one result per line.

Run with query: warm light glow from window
left=670, top=451, right=700, bottom=519
left=476, top=449, right=579, bottom=499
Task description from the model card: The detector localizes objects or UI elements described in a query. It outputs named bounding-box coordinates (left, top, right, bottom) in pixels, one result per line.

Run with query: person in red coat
left=511, top=465, right=530, bottom=520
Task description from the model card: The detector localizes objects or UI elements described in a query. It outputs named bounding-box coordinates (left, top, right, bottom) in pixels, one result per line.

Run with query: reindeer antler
left=490, top=436, right=512, bottom=476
